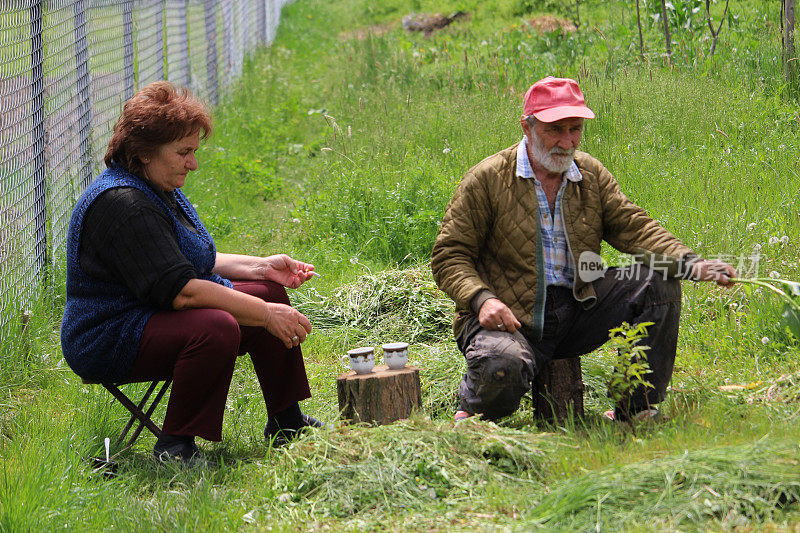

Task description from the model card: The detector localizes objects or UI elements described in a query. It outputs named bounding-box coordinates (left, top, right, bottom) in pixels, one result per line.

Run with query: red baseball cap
left=523, top=76, right=595, bottom=122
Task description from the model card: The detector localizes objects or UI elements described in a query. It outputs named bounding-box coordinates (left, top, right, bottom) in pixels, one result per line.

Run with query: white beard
left=529, top=129, right=575, bottom=174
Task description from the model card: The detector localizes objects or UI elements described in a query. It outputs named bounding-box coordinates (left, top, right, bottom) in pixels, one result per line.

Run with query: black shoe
left=264, top=414, right=324, bottom=447
left=153, top=434, right=204, bottom=467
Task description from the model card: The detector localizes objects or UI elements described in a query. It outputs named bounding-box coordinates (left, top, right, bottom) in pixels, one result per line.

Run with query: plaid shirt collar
left=516, top=136, right=582, bottom=183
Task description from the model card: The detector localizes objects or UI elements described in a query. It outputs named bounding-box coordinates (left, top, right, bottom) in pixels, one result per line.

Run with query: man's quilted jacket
left=431, top=142, right=694, bottom=339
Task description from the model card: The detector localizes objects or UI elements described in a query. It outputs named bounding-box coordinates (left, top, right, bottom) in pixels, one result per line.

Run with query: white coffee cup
left=343, top=347, right=375, bottom=374
left=382, top=342, right=409, bottom=370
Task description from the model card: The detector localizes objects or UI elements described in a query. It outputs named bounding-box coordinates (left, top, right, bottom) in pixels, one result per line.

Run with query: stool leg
left=117, top=382, right=158, bottom=444
left=103, top=382, right=164, bottom=445
left=125, top=380, right=172, bottom=446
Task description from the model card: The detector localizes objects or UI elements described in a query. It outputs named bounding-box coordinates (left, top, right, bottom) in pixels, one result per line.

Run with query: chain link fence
left=0, top=0, right=290, bottom=322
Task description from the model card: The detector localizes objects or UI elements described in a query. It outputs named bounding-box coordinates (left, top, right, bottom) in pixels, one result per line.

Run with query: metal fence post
left=267, top=0, right=273, bottom=43
left=222, top=0, right=234, bottom=83
left=29, top=1, right=47, bottom=271
left=156, top=0, right=165, bottom=80
left=241, top=0, right=250, bottom=55
left=204, top=0, right=219, bottom=105
left=179, top=0, right=191, bottom=88
left=257, top=0, right=267, bottom=44
left=123, top=0, right=135, bottom=97
left=73, top=0, right=93, bottom=190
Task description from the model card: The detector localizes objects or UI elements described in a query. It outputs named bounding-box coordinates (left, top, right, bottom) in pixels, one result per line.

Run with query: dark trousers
left=127, top=280, right=312, bottom=441
left=456, top=266, right=682, bottom=420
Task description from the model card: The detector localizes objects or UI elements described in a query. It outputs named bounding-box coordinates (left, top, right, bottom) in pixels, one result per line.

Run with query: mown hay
left=269, top=417, right=558, bottom=519
left=295, top=265, right=453, bottom=344
left=523, top=440, right=800, bottom=529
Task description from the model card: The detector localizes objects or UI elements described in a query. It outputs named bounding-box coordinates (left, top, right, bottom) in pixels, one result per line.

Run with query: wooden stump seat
left=336, top=365, right=422, bottom=425
left=531, top=358, right=584, bottom=422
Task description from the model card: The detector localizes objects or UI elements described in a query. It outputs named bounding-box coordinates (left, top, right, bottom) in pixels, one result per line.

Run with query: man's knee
left=460, top=331, right=536, bottom=417
left=465, top=332, right=535, bottom=386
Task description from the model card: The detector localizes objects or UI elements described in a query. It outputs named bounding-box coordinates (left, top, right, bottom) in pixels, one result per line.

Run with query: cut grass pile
left=525, top=439, right=800, bottom=530
left=294, top=265, right=453, bottom=343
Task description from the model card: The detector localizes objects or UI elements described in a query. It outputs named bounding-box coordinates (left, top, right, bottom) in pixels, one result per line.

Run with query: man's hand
left=478, top=298, right=522, bottom=333
left=692, top=259, right=737, bottom=287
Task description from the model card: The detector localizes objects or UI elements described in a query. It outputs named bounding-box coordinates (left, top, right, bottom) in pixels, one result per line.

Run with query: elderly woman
left=61, top=81, right=321, bottom=464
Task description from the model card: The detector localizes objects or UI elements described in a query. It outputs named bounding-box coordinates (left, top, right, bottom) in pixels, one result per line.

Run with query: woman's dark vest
left=61, top=165, right=231, bottom=382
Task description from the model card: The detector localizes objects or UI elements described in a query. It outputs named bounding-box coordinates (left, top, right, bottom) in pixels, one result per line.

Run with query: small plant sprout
left=606, top=322, right=655, bottom=419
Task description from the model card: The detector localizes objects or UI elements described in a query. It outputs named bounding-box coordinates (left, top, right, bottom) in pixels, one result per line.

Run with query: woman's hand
left=262, top=254, right=316, bottom=288
left=263, top=302, right=313, bottom=348
left=214, top=252, right=315, bottom=287
left=174, top=279, right=313, bottom=347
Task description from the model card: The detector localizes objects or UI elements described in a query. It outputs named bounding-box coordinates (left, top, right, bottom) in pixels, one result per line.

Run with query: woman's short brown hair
left=104, top=81, right=212, bottom=176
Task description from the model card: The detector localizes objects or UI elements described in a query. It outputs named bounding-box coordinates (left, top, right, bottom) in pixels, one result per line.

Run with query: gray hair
left=523, top=115, right=539, bottom=129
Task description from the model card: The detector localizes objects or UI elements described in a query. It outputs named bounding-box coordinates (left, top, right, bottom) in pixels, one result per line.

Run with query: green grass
left=3, top=0, right=800, bottom=530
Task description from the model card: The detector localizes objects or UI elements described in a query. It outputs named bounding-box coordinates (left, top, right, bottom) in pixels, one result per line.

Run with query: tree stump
left=532, top=357, right=584, bottom=422
left=336, top=365, right=422, bottom=425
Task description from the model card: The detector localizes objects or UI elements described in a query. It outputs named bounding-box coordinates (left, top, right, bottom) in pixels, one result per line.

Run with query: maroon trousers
left=127, top=280, right=312, bottom=441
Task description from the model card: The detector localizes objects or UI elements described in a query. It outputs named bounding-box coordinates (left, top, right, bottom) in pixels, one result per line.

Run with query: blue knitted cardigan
left=61, top=164, right=232, bottom=382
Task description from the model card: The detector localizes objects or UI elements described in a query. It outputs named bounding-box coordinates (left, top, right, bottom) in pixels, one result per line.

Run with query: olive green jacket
left=431, top=143, right=694, bottom=340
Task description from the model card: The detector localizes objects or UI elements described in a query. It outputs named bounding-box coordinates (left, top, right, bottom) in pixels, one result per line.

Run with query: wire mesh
left=47, top=0, right=85, bottom=271
left=0, top=3, right=39, bottom=315
left=0, top=0, right=292, bottom=322
left=135, top=0, right=165, bottom=87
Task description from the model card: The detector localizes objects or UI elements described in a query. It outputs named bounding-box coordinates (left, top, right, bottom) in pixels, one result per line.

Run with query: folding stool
left=83, top=378, right=172, bottom=447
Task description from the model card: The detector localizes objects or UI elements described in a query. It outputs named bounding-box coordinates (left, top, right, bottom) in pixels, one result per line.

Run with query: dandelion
left=753, top=243, right=762, bottom=251
left=769, top=236, right=779, bottom=245
left=781, top=235, right=789, bottom=245
left=761, top=336, right=770, bottom=345
left=769, top=271, right=780, bottom=278
left=747, top=222, right=756, bottom=230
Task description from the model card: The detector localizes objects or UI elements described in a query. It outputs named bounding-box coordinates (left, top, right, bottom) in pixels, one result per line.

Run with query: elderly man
left=431, top=76, right=735, bottom=422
